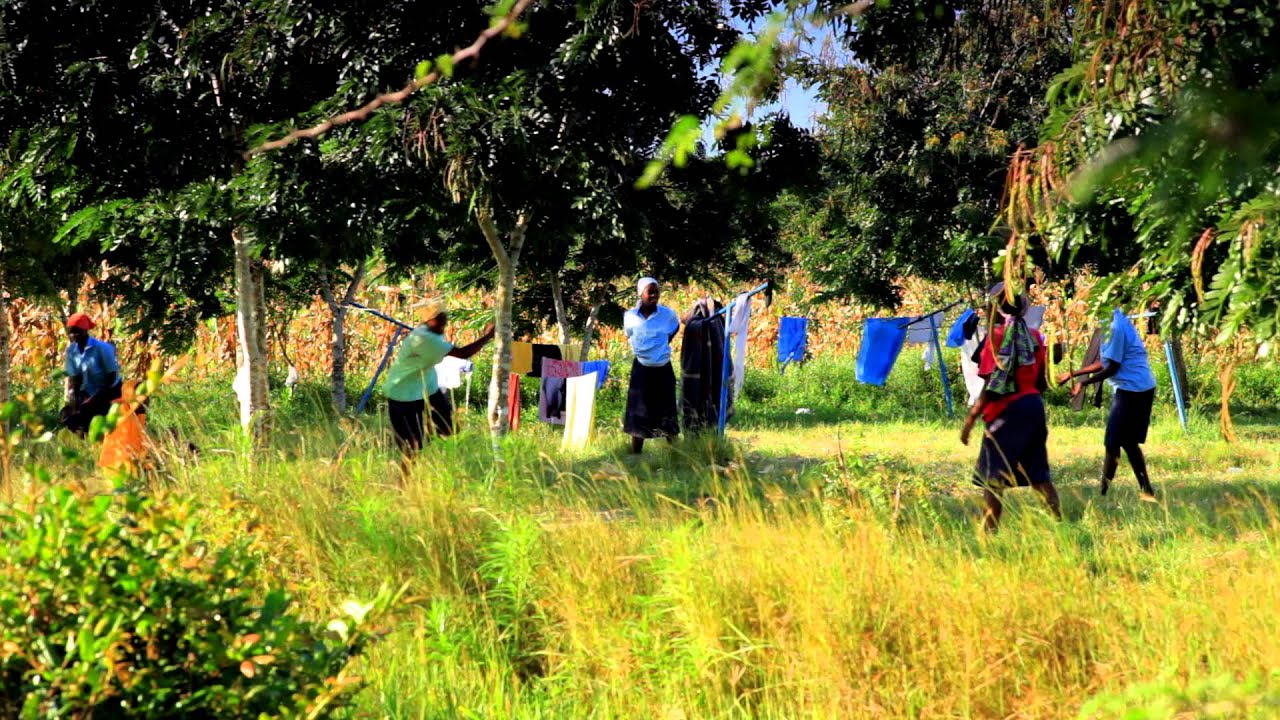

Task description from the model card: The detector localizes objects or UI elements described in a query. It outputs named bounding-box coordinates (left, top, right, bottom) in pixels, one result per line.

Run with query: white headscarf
left=637, top=277, right=658, bottom=297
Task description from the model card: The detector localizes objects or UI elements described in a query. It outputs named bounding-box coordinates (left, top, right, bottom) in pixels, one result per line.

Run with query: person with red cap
left=60, top=312, right=123, bottom=435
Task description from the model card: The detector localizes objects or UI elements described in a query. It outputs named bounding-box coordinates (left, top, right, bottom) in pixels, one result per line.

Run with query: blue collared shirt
left=1102, top=309, right=1157, bottom=393
left=623, top=305, right=680, bottom=367
left=64, top=336, right=121, bottom=396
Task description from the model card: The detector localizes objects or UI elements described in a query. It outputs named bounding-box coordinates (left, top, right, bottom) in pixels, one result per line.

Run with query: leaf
left=240, top=659, right=256, bottom=678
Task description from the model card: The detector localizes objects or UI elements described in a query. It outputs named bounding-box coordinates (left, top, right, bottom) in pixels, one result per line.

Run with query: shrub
left=0, top=486, right=396, bottom=719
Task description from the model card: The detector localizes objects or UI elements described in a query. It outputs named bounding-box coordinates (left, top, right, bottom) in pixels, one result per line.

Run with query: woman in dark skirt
left=961, top=284, right=1061, bottom=531
left=623, top=277, right=681, bottom=453
left=1059, top=308, right=1158, bottom=498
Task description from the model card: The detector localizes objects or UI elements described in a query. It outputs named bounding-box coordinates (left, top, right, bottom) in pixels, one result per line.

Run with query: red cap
left=66, top=312, right=96, bottom=331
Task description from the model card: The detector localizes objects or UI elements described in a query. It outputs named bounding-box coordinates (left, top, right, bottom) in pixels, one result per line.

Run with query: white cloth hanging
left=562, top=372, right=599, bottom=451
left=435, top=356, right=473, bottom=391
left=727, top=292, right=752, bottom=400
left=960, top=330, right=986, bottom=406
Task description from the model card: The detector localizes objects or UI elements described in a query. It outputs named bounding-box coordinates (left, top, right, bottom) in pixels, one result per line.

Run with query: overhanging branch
left=244, top=0, right=537, bottom=158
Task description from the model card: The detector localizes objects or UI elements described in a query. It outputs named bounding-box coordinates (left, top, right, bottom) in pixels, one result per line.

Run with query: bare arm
left=1079, top=360, right=1120, bottom=387
left=446, top=324, right=495, bottom=360
left=960, top=381, right=990, bottom=446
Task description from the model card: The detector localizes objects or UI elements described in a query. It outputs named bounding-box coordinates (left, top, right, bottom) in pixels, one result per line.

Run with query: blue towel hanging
left=946, top=309, right=976, bottom=348
left=856, top=318, right=909, bottom=386
left=580, top=360, right=611, bottom=389
left=777, top=317, right=809, bottom=371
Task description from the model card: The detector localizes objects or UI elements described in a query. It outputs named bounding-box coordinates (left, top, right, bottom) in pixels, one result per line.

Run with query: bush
left=0, top=486, right=396, bottom=719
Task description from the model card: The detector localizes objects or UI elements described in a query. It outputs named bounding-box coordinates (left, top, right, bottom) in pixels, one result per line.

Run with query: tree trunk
left=478, top=209, right=528, bottom=437
left=233, top=229, right=271, bottom=446
left=580, top=299, right=603, bottom=362
left=550, top=273, right=572, bottom=345
left=319, top=261, right=367, bottom=414
left=1219, top=359, right=1238, bottom=443
left=0, top=269, right=9, bottom=404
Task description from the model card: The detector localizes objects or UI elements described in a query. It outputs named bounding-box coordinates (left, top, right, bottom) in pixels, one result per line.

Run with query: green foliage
left=1022, top=1, right=1280, bottom=348
left=0, top=485, right=399, bottom=718
left=1079, top=672, right=1280, bottom=719
left=779, top=0, right=1074, bottom=306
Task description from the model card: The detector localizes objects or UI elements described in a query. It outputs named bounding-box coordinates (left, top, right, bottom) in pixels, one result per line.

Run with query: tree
left=779, top=0, right=1075, bottom=306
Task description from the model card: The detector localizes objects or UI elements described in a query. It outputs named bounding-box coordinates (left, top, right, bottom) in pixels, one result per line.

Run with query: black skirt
left=624, top=360, right=679, bottom=439
left=1105, top=388, right=1155, bottom=449
left=974, top=394, right=1051, bottom=489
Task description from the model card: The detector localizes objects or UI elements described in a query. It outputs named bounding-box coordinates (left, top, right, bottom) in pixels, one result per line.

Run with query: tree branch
left=245, top=0, right=537, bottom=158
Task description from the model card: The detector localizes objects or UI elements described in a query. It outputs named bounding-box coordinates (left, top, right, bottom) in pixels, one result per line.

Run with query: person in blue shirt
left=1058, top=309, right=1159, bottom=498
left=61, top=312, right=123, bottom=436
left=383, top=299, right=494, bottom=462
left=623, top=277, right=681, bottom=454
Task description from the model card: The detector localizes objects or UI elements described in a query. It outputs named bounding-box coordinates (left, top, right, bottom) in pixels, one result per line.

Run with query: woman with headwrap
left=60, top=312, right=123, bottom=435
left=623, top=277, right=681, bottom=454
left=960, top=283, right=1061, bottom=530
left=383, top=299, right=494, bottom=461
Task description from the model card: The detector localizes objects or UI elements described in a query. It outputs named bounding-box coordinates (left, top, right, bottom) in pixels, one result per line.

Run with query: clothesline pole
left=899, top=298, right=966, bottom=329
left=929, top=315, right=956, bottom=419
left=1164, top=340, right=1189, bottom=431
left=354, top=326, right=406, bottom=414
left=717, top=303, right=734, bottom=435
left=345, top=301, right=416, bottom=331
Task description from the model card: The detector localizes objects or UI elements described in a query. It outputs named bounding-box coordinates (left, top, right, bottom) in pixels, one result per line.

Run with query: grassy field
left=37, top=355, right=1280, bottom=718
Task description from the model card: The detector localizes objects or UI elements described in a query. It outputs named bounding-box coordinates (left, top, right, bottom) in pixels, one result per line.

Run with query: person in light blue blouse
left=622, top=277, right=681, bottom=453
left=1059, top=308, right=1159, bottom=498
left=60, top=312, right=123, bottom=436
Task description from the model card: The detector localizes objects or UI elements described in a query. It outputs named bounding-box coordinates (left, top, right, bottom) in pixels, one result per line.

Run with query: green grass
left=23, top=356, right=1280, bottom=718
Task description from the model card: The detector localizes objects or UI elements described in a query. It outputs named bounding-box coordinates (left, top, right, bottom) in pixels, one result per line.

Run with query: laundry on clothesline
left=538, top=357, right=583, bottom=425
left=508, top=372, right=523, bottom=431
left=558, top=344, right=582, bottom=363
left=728, top=291, right=752, bottom=400
left=528, top=344, right=563, bottom=378
left=903, top=313, right=945, bottom=345
left=856, top=317, right=909, bottom=386
left=581, top=360, right=611, bottom=389
left=777, top=317, right=808, bottom=370
left=946, top=309, right=978, bottom=348
left=510, top=342, right=534, bottom=376
left=681, top=297, right=731, bottom=434
left=436, top=356, right=473, bottom=391
left=1024, top=306, right=1046, bottom=331
left=561, top=372, right=599, bottom=451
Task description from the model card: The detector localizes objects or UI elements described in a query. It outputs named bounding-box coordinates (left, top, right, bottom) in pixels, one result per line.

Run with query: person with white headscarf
left=622, top=277, right=681, bottom=453
left=384, top=298, right=494, bottom=464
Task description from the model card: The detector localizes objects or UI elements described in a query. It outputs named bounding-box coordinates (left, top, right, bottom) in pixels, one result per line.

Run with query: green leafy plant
left=0, top=485, right=401, bottom=718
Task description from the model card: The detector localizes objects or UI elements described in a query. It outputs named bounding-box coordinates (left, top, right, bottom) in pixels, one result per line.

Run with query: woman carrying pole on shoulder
left=961, top=283, right=1061, bottom=531
left=623, top=277, right=681, bottom=454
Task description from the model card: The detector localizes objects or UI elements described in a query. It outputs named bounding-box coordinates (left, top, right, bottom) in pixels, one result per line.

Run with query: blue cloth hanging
left=946, top=309, right=976, bottom=348
left=856, top=318, right=909, bottom=386
left=777, top=317, right=809, bottom=370
left=581, top=360, right=611, bottom=389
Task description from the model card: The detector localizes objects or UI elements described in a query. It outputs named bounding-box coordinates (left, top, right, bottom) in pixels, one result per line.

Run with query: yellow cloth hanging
left=510, top=342, right=534, bottom=375
left=558, top=344, right=581, bottom=363
left=561, top=371, right=598, bottom=451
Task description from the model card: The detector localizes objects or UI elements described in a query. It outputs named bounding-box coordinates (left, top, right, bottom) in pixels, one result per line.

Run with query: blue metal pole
left=929, top=315, right=955, bottom=419
left=1165, top=340, right=1189, bottom=431
left=717, top=303, right=734, bottom=435
left=354, top=326, right=406, bottom=414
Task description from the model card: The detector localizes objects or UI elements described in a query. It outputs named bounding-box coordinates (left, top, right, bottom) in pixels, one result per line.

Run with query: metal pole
left=717, top=302, right=734, bottom=436
left=1165, top=340, right=1189, bottom=431
left=354, top=326, right=406, bottom=414
left=929, top=315, right=955, bottom=419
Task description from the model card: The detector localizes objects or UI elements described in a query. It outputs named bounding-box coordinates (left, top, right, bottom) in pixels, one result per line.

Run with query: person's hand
left=960, top=415, right=977, bottom=446
left=480, top=323, right=495, bottom=339
left=1071, top=382, right=1085, bottom=399
left=1056, top=371, right=1074, bottom=387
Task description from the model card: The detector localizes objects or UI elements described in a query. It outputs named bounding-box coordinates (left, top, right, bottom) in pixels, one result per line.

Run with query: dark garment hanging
left=680, top=298, right=732, bottom=433
left=538, top=376, right=569, bottom=425
left=527, top=344, right=563, bottom=378
left=1072, top=329, right=1106, bottom=411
